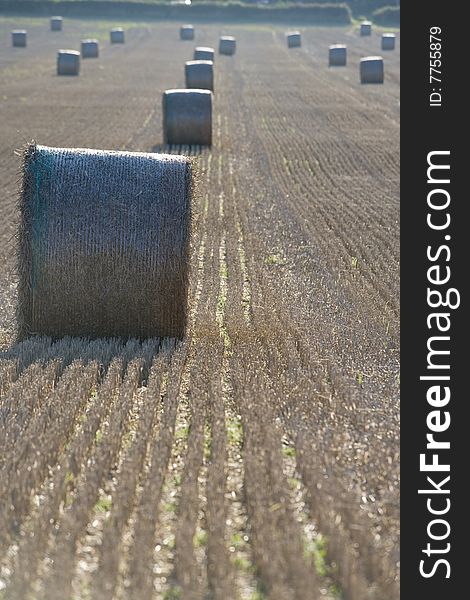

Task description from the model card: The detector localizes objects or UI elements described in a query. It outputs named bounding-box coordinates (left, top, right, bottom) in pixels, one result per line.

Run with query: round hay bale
left=194, top=46, right=215, bottom=62
left=185, top=60, right=214, bottom=91
left=360, top=56, right=384, bottom=84
left=163, top=89, right=212, bottom=146
left=360, top=21, right=372, bottom=36
left=286, top=32, right=301, bottom=48
left=57, top=50, right=80, bottom=76
left=219, top=36, right=236, bottom=55
left=381, top=33, right=396, bottom=50
left=17, top=143, right=193, bottom=339
left=180, top=24, right=194, bottom=40
left=329, top=44, right=347, bottom=66
left=110, top=28, right=125, bottom=44
left=50, top=16, right=63, bottom=32
left=81, top=39, right=99, bottom=58
left=12, top=30, right=27, bottom=48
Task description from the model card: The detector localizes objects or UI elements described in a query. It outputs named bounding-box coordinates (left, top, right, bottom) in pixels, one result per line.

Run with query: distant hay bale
left=329, top=44, right=347, bottom=66
left=219, top=36, right=236, bottom=55
left=110, top=28, right=125, bottom=44
left=50, top=17, right=63, bottom=32
left=360, top=56, right=384, bottom=84
left=180, top=24, right=194, bottom=40
left=185, top=60, right=214, bottom=91
left=194, top=46, right=215, bottom=62
left=81, top=39, right=99, bottom=58
left=381, top=33, right=396, bottom=50
left=12, top=30, right=27, bottom=48
left=57, top=50, right=80, bottom=76
left=286, top=32, right=301, bottom=48
left=360, top=21, right=372, bottom=36
left=163, top=89, right=212, bottom=146
left=17, top=143, right=193, bottom=339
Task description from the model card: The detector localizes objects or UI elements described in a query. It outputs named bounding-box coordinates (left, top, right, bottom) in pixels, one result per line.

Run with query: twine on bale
left=163, top=89, right=212, bottom=146
left=57, top=50, right=80, bottom=76
left=185, top=60, right=214, bottom=91
left=12, top=30, right=27, bottom=48
left=50, top=17, right=63, bottom=32
left=286, top=32, right=301, bottom=48
left=17, top=143, right=193, bottom=340
left=329, top=44, right=347, bottom=66
left=180, top=24, right=194, bottom=40
left=360, top=56, right=384, bottom=84
left=81, top=39, right=99, bottom=58
left=219, top=36, right=236, bottom=55
left=194, top=46, right=215, bottom=62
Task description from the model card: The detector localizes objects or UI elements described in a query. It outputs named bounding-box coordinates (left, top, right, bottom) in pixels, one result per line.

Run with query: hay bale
left=81, top=39, right=99, bottom=59
left=180, top=24, right=194, bottom=40
left=57, top=50, right=80, bottom=76
left=17, top=143, right=193, bottom=339
left=286, top=32, right=301, bottom=48
left=219, top=36, right=236, bottom=55
left=381, top=33, right=396, bottom=50
left=194, top=46, right=215, bottom=62
left=110, top=28, right=125, bottom=44
left=360, top=56, right=384, bottom=84
left=50, top=17, right=63, bottom=32
left=163, top=89, right=212, bottom=146
left=185, top=60, right=214, bottom=91
left=329, top=44, right=347, bottom=66
left=360, top=21, right=372, bottom=36
left=12, top=30, right=27, bottom=48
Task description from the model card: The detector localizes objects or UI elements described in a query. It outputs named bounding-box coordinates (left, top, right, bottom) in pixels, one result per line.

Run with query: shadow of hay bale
left=17, top=144, right=193, bottom=340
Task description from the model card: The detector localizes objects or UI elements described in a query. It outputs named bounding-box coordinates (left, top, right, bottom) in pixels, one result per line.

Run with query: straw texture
left=57, top=50, right=80, bottom=76
left=329, top=44, right=347, bottom=66
left=81, top=39, right=99, bottom=58
left=50, top=17, right=63, bottom=32
left=110, top=28, right=125, bottom=44
left=180, top=25, right=194, bottom=40
left=287, top=32, right=301, bottom=48
left=360, top=56, right=384, bottom=84
left=185, top=60, right=214, bottom=91
left=219, top=36, right=236, bottom=55
left=381, top=33, right=396, bottom=50
left=163, top=89, right=212, bottom=146
left=12, top=30, right=27, bottom=48
left=17, top=144, right=193, bottom=340
left=194, top=46, right=215, bottom=62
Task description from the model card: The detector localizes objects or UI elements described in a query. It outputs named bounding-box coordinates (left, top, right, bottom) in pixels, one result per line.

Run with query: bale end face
left=180, top=25, right=194, bottom=40
left=381, top=33, right=396, bottom=50
left=219, top=36, right=236, bottom=55
left=12, top=30, right=27, bottom=48
left=185, top=60, right=214, bottom=91
left=287, top=32, right=301, bottom=48
left=57, top=50, right=80, bottom=76
left=360, top=56, right=384, bottom=84
left=110, top=28, right=125, bottom=44
left=329, top=44, right=347, bottom=67
left=360, top=22, right=372, bottom=36
left=163, top=89, right=212, bottom=147
left=17, top=144, right=193, bottom=340
left=50, top=17, right=63, bottom=32
left=194, top=46, right=215, bottom=62
left=81, top=39, right=99, bottom=58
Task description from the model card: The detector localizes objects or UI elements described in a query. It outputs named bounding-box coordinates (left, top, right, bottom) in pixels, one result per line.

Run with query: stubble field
left=0, top=16, right=399, bottom=600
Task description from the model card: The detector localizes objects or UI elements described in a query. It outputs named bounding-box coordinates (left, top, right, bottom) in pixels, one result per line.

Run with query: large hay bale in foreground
left=81, top=39, right=99, bottom=58
left=194, top=46, right=215, bottom=62
left=329, top=44, right=347, bottom=66
left=110, top=28, right=125, bottom=44
left=185, top=60, right=214, bottom=91
left=180, top=24, right=194, bottom=40
left=360, top=56, right=384, bottom=83
left=12, top=30, right=27, bottom=48
left=286, top=32, right=301, bottom=48
left=360, top=21, right=372, bottom=36
left=50, top=17, right=63, bottom=32
left=381, top=33, right=396, bottom=50
left=163, top=89, right=212, bottom=146
left=219, top=36, right=236, bottom=55
left=18, top=144, right=193, bottom=339
left=57, top=50, right=80, bottom=76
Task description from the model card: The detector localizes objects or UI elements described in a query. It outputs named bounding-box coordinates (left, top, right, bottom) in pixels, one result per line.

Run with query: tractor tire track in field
left=1, top=19, right=399, bottom=600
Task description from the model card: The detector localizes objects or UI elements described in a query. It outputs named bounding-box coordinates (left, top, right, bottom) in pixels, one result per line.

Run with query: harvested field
left=0, top=17, right=400, bottom=600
